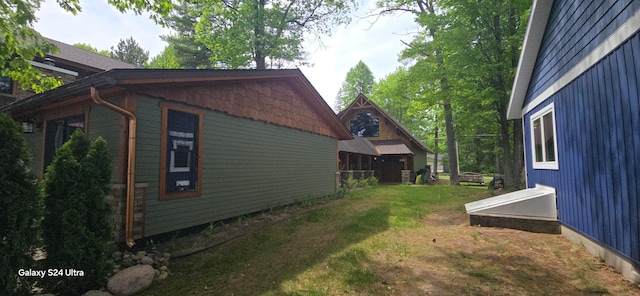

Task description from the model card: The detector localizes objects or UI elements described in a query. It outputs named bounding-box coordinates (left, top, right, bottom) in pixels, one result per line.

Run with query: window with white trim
left=530, top=103, right=558, bottom=170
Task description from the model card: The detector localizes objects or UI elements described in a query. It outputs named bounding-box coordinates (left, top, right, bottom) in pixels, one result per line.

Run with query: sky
left=34, top=0, right=419, bottom=107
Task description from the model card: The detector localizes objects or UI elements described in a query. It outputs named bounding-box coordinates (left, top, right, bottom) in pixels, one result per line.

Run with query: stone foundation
left=107, top=183, right=148, bottom=243
left=401, top=170, right=411, bottom=184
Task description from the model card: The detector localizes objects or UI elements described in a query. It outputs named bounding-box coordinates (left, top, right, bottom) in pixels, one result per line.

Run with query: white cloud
left=34, top=0, right=418, bottom=106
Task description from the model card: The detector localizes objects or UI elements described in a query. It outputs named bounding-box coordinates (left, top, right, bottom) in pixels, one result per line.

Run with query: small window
left=0, top=76, right=14, bottom=95
left=44, top=115, right=85, bottom=171
left=160, top=104, right=203, bottom=200
left=530, top=103, right=558, bottom=170
left=350, top=112, right=379, bottom=137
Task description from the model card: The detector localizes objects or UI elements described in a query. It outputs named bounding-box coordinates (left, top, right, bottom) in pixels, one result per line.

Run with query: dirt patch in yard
left=385, top=222, right=638, bottom=296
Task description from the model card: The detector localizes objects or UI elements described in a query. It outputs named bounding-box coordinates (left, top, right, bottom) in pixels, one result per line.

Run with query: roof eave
left=507, top=0, right=554, bottom=120
left=1, top=68, right=353, bottom=139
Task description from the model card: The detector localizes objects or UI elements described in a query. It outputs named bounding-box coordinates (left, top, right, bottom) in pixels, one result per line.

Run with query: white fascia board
left=522, top=7, right=640, bottom=116
left=28, top=60, right=78, bottom=77
left=507, top=0, right=554, bottom=120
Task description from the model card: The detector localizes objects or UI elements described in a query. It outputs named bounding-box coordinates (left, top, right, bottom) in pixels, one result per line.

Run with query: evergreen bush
left=0, top=113, right=42, bottom=296
left=42, top=130, right=113, bottom=294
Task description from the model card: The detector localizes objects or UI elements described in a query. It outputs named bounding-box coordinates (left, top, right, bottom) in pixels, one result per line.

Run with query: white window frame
left=529, top=102, right=558, bottom=170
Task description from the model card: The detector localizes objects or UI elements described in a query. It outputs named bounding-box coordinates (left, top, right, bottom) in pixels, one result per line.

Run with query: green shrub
left=0, top=113, right=42, bottom=296
left=344, top=177, right=358, bottom=189
left=343, top=176, right=378, bottom=190
left=42, top=130, right=113, bottom=294
left=365, top=176, right=379, bottom=186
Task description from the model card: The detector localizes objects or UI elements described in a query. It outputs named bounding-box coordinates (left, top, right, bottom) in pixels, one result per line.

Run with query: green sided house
left=1, top=69, right=352, bottom=246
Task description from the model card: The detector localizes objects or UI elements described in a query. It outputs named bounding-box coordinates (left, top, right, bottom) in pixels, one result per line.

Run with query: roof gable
left=338, top=93, right=432, bottom=153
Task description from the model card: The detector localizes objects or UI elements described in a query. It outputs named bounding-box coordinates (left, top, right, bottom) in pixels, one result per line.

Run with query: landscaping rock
left=121, top=258, right=133, bottom=268
left=107, top=265, right=154, bottom=296
left=158, top=271, right=169, bottom=280
left=140, top=256, right=154, bottom=265
left=136, top=251, right=147, bottom=257
left=112, top=251, right=122, bottom=260
left=83, top=290, right=113, bottom=296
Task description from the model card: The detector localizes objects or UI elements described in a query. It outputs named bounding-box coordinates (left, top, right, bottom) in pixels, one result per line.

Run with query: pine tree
left=0, top=113, right=42, bottom=296
left=81, top=137, right=113, bottom=288
left=42, top=130, right=113, bottom=294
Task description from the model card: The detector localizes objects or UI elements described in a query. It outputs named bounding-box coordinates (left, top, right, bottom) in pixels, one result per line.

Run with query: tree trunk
left=512, top=119, right=525, bottom=187
left=444, top=101, right=459, bottom=185
left=254, top=0, right=266, bottom=69
left=500, top=117, right=525, bottom=189
left=433, top=122, right=439, bottom=176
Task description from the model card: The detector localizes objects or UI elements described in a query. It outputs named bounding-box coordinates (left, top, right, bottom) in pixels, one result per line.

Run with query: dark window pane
left=533, top=118, right=543, bottom=162
left=43, top=115, right=85, bottom=171
left=0, top=76, right=13, bottom=94
left=350, top=113, right=379, bottom=137
left=543, top=113, right=555, bottom=162
left=173, top=150, right=190, bottom=168
left=166, top=109, right=198, bottom=193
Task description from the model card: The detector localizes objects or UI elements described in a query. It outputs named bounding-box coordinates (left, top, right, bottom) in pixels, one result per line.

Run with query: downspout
left=90, top=87, right=137, bottom=247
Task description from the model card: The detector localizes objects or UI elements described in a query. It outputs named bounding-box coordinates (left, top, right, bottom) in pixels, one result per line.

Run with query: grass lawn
left=141, top=185, right=640, bottom=295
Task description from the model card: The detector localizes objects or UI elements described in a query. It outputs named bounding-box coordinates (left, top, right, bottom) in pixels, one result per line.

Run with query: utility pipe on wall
left=90, top=87, right=137, bottom=247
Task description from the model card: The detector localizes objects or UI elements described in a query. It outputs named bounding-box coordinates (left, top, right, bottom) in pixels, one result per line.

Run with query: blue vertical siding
left=524, top=0, right=640, bottom=105
left=524, top=33, right=640, bottom=263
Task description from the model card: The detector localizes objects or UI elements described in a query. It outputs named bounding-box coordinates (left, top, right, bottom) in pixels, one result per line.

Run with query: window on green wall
left=44, top=115, right=85, bottom=172
left=159, top=103, right=203, bottom=200
left=530, top=103, right=558, bottom=170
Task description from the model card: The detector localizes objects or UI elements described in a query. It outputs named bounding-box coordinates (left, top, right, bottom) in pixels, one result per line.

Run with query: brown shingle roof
left=370, top=140, right=415, bottom=155
left=44, top=37, right=137, bottom=71
left=339, top=137, right=379, bottom=156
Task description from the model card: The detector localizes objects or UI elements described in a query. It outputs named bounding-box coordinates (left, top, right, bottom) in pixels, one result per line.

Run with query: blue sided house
left=507, top=0, right=640, bottom=282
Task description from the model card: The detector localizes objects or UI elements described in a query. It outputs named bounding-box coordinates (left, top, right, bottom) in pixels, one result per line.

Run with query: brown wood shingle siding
left=135, top=80, right=341, bottom=139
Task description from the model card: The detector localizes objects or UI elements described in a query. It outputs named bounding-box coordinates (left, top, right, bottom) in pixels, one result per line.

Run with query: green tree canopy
left=109, top=36, right=150, bottom=67
left=334, top=60, right=375, bottom=112
left=192, top=0, right=355, bottom=69
left=162, top=1, right=215, bottom=68
left=374, top=0, right=530, bottom=186
left=147, top=44, right=181, bottom=68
